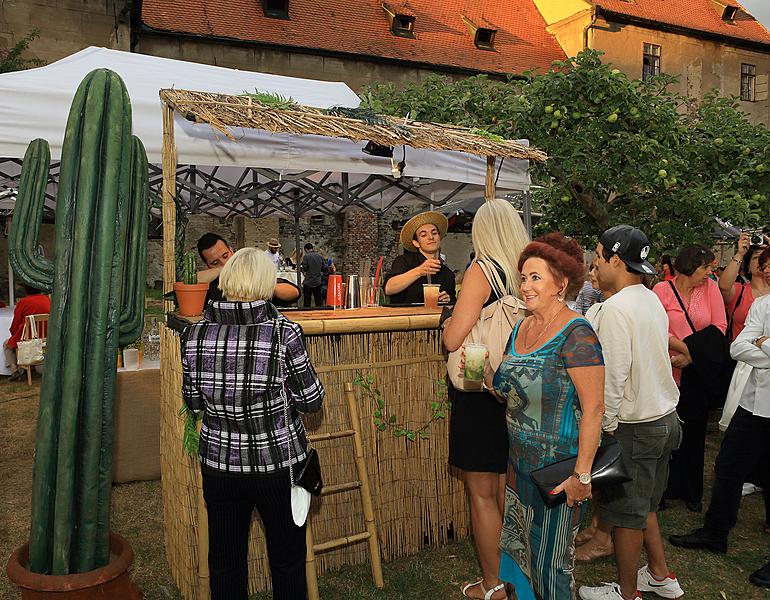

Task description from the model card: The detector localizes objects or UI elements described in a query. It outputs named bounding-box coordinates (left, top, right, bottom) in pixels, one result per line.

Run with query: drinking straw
left=373, top=256, right=384, bottom=292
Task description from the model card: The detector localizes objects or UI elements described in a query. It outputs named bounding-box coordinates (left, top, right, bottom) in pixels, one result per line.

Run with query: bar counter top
left=167, top=305, right=443, bottom=335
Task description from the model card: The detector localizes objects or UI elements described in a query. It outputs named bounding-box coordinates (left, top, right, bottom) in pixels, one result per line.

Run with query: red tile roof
left=140, top=0, right=567, bottom=76
left=592, top=0, right=770, bottom=46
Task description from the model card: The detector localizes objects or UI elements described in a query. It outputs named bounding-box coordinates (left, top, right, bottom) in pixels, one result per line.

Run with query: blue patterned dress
left=492, top=318, right=604, bottom=600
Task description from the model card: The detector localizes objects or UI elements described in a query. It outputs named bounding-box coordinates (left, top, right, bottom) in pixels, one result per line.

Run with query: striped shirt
left=181, top=300, right=324, bottom=474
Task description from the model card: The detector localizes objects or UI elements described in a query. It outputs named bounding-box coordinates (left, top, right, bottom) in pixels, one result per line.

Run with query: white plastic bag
left=291, top=485, right=311, bottom=527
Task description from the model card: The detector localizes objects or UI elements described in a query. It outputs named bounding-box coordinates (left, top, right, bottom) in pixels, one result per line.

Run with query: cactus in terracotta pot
left=8, top=68, right=149, bottom=575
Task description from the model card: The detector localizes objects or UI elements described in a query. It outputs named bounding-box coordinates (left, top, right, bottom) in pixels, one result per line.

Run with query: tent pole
left=161, top=102, right=178, bottom=313
left=485, top=156, right=495, bottom=201
left=294, top=193, right=302, bottom=290
left=523, top=190, right=533, bottom=238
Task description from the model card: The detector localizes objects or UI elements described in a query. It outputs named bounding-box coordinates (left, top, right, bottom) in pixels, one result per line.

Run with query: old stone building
left=533, top=0, right=770, bottom=125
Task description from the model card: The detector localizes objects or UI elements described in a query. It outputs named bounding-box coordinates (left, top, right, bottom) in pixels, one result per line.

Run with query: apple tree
left=362, top=50, right=770, bottom=253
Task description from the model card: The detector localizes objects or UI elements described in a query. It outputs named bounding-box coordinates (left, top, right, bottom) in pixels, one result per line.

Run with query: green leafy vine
left=179, top=403, right=202, bottom=459
left=240, top=90, right=298, bottom=110
left=353, top=374, right=449, bottom=441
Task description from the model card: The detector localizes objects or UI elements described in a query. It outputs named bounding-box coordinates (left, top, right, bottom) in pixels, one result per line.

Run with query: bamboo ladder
left=305, top=381, right=384, bottom=599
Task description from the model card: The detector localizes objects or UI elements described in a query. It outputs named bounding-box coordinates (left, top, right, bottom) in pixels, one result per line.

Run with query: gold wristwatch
left=573, top=471, right=591, bottom=485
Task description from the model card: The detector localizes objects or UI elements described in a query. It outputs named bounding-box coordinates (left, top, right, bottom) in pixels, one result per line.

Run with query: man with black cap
left=384, top=211, right=456, bottom=305
left=579, top=225, right=684, bottom=600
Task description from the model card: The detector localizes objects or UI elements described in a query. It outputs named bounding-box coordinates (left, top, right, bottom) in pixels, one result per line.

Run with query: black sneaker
left=669, top=527, right=727, bottom=554
left=8, top=370, right=22, bottom=382
left=749, top=560, right=770, bottom=588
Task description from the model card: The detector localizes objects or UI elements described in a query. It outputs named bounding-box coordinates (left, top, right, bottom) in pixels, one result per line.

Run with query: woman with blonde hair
left=181, top=247, right=324, bottom=600
left=443, top=198, right=529, bottom=600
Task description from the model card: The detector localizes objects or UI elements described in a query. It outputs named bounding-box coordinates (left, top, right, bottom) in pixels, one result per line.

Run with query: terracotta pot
left=6, top=532, right=141, bottom=599
left=173, top=282, right=209, bottom=317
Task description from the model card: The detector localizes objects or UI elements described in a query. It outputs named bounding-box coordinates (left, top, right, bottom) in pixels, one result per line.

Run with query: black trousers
left=665, top=375, right=707, bottom=505
left=302, top=284, right=324, bottom=307
left=704, top=406, right=770, bottom=539
left=202, top=468, right=307, bottom=600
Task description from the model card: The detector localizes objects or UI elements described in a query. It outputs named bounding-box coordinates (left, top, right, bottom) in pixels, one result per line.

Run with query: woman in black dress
left=442, top=199, right=529, bottom=600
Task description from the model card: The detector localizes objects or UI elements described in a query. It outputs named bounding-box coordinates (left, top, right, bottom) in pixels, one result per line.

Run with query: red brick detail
left=342, top=209, right=379, bottom=278
left=140, top=0, right=566, bottom=75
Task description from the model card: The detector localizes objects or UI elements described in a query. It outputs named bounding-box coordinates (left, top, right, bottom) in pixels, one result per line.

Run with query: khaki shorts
left=599, top=411, right=682, bottom=529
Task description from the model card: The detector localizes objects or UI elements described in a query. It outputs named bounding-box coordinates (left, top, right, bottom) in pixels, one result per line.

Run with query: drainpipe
left=583, top=6, right=597, bottom=51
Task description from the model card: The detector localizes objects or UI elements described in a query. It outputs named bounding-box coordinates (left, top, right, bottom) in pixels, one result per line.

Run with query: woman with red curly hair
left=486, top=233, right=605, bottom=600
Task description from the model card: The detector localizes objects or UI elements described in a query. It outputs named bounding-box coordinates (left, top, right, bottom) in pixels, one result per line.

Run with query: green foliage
left=0, top=29, right=44, bottom=73
left=362, top=50, right=770, bottom=253
left=241, top=89, right=297, bottom=110
left=324, top=106, right=390, bottom=126
left=353, top=374, right=448, bottom=441
left=179, top=403, right=202, bottom=458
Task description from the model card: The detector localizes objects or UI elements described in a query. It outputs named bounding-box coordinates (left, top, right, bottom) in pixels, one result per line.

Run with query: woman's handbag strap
left=667, top=280, right=697, bottom=335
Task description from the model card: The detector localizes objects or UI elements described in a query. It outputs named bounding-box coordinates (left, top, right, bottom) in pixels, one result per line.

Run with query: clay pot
left=6, top=532, right=141, bottom=599
left=173, top=282, right=209, bottom=317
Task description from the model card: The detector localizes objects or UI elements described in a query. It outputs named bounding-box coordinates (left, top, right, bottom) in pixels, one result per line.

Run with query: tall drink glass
left=423, top=284, right=440, bottom=309
left=463, top=343, right=487, bottom=385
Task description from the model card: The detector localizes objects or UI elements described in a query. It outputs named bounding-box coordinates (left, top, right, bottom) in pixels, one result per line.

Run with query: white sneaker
left=579, top=582, right=640, bottom=600
left=637, top=565, right=684, bottom=598
left=743, top=483, right=758, bottom=496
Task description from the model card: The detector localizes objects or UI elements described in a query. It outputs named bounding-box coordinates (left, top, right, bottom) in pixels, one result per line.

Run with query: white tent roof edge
left=0, top=46, right=530, bottom=191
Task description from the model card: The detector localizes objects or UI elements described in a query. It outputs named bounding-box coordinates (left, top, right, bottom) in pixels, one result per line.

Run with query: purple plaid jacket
left=181, top=300, right=324, bottom=474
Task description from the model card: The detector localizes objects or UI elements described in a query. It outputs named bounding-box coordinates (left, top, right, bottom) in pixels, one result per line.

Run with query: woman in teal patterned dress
left=488, top=234, right=605, bottom=600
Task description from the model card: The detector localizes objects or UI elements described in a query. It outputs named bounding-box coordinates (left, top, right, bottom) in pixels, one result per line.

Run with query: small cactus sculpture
left=9, top=69, right=149, bottom=575
left=182, top=251, right=198, bottom=284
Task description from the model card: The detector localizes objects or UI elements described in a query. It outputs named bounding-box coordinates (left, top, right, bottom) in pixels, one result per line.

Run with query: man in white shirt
left=579, top=225, right=684, bottom=600
left=670, top=247, right=770, bottom=589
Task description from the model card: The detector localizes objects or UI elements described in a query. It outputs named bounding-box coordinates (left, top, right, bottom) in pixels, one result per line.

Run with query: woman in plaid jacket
left=181, top=247, right=324, bottom=600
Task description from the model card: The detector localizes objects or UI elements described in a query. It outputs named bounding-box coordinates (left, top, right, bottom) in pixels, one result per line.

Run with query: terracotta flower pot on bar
left=6, top=533, right=141, bottom=600
left=173, top=282, right=209, bottom=317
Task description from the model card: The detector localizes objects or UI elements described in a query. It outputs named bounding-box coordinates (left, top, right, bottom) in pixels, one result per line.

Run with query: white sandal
left=461, top=579, right=484, bottom=597
left=483, top=582, right=507, bottom=600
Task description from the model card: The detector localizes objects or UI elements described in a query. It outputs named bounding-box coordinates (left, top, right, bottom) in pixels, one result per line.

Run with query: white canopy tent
left=0, top=47, right=532, bottom=218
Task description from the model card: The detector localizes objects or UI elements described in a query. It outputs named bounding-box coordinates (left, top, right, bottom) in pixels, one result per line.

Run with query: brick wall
left=341, top=208, right=380, bottom=277
left=277, top=214, right=345, bottom=267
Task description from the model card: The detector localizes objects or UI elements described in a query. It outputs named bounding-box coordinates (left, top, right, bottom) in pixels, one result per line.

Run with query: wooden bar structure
left=157, top=91, right=547, bottom=598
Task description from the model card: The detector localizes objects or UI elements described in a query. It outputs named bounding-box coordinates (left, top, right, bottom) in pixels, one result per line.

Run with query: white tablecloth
left=0, top=306, right=15, bottom=376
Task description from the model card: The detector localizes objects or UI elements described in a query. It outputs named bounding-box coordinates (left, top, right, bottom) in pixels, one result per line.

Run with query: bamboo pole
left=161, top=102, right=177, bottom=313
left=305, top=522, right=320, bottom=600
left=344, top=382, right=384, bottom=589
left=485, top=155, right=496, bottom=200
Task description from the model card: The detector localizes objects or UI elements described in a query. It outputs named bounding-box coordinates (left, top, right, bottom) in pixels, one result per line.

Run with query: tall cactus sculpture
left=9, top=69, right=149, bottom=575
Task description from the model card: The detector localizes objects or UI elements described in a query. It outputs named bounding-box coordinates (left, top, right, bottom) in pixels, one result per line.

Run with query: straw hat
left=400, top=211, right=448, bottom=252
left=267, top=238, right=281, bottom=249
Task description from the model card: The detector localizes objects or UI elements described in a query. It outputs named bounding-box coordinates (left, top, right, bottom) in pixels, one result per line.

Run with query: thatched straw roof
left=159, top=89, right=547, bottom=162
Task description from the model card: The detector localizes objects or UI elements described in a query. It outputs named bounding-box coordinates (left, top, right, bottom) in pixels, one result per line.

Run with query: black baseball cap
left=599, top=225, right=655, bottom=275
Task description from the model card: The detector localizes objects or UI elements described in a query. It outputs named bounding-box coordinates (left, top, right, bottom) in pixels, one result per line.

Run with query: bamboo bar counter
left=159, top=306, right=470, bottom=599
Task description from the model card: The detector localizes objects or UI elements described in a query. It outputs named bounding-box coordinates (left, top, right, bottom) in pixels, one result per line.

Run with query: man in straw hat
left=265, top=238, right=283, bottom=268
left=384, top=211, right=456, bottom=305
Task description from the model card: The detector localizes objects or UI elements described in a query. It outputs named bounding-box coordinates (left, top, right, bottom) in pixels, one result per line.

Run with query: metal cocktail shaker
left=345, top=274, right=361, bottom=309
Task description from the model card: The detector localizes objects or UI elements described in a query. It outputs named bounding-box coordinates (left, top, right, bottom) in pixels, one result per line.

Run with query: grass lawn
left=1, top=386, right=768, bottom=599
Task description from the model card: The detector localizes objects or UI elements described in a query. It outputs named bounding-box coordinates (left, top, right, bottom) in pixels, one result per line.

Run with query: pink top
left=725, top=282, right=754, bottom=342
left=652, top=277, right=727, bottom=385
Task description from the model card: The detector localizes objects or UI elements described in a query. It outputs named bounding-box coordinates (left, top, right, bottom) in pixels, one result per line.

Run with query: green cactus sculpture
left=9, top=69, right=149, bottom=575
left=182, top=251, right=198, bottom=284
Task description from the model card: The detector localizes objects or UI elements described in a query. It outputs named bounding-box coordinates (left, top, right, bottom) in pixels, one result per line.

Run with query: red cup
left=326, top=275, right=343, bottom=307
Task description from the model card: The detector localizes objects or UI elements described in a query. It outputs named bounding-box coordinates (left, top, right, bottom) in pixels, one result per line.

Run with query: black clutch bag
left=530, top=438, right=631, bottom=508
left=296, top=448, right=323, bottom=496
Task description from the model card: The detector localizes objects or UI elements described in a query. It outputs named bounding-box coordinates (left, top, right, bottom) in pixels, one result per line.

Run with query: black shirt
left=384, top=252, right=456, bottom=305
left=205, top=277, right=301, bottom=308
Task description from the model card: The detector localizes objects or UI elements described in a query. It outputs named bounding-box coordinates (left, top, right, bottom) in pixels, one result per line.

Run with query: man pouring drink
left=384, top=211, right=456, bottom=306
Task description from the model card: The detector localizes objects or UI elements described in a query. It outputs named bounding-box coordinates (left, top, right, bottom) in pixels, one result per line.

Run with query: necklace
left=523, top=304, right=567, bottom=350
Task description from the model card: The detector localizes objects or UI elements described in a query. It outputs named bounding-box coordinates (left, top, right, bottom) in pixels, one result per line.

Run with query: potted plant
left=173, top=251, right=209, bottom=316
left=6, top=69, right=146, bottom=598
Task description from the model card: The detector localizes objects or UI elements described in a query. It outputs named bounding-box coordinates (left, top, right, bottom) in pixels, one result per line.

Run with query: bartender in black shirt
left=384, top=211, right=456, bottom=305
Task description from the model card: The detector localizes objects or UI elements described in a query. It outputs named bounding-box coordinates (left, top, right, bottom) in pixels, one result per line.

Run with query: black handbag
left=296, top=447, right=323, bottom=496
left=530, top=438, right=631, bottom=508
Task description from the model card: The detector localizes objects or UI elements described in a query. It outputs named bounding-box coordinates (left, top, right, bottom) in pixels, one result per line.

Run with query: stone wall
left=0, top=0, right=130, bottom=65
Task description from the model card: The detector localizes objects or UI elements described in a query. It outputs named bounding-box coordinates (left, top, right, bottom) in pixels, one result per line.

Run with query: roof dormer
left=462, top=16, right=497, bottom=50
left=382, top=3, right=416, bottom=38
left=262, top=0, right=289, bottom=19
left=710, top=0, right=741, bottom=24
